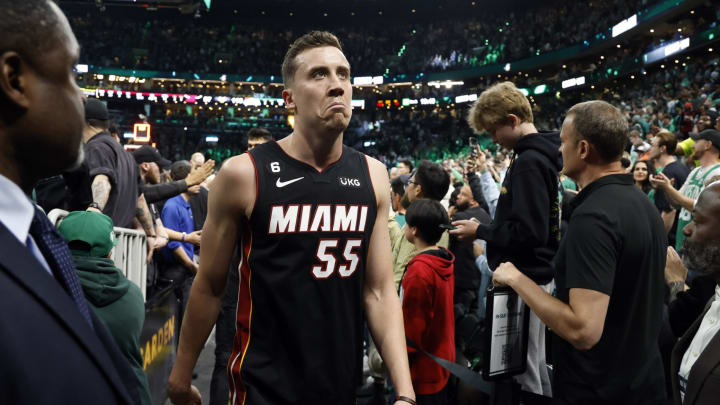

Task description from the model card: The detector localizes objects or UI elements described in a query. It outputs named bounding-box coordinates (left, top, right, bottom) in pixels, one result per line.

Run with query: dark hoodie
left=401, top=248, right=455, bottom=395
left=475, top=131, right=562, bottom=284
left=72, top=253, right=152, bottom=405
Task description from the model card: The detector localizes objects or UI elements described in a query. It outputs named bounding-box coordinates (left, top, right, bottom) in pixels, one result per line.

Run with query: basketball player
left=168, top=31, right=415, bottom=405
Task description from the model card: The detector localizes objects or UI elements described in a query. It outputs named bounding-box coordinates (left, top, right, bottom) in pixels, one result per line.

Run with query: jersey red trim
left=247, top=152, right=259, bottom=218
left=272, top=140, right=345, bottom=173
left=228, top=225, right=253, bottom=405
left=363, top=155, right=378, bottom=209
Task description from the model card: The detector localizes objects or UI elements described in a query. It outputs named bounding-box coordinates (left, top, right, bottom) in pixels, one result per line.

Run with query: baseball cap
left=85, top=98, right=109, bottom=121
left=132, top=145, right=172, bottom=169
left=58, top=211, right=117, bottom=258
left=691, top=129, right=720, bottom=150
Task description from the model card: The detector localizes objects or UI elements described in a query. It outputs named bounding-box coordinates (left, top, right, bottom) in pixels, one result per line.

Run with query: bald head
left=0, top=0, right=72, bottom=70
left=0, top=0, right=84, bottom=192
left=190, top=152, right=205, bottom=169
left=696, top=181, right=720, bottom=211
left=682, top=181, right=720, bottom=280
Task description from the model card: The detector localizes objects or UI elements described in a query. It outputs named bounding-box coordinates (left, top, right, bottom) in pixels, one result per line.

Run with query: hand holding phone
left=469, top=137, right=479, bottom=157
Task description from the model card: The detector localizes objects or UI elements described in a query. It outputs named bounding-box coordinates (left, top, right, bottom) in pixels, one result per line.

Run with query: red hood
left=408, top=248, right=455, bottom=280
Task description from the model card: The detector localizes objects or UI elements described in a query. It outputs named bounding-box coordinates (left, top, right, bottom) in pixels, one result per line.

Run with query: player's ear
left=283, top=88, right=296, bottom=111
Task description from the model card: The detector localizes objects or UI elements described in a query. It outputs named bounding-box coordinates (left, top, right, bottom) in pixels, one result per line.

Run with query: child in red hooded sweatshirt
left=401, top=199, right=455, bottom=405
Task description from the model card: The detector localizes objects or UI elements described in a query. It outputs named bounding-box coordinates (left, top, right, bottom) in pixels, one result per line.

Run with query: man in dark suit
left=671, top=181, right=720, bottom=405
left=0, top=1, right=138, bottom=403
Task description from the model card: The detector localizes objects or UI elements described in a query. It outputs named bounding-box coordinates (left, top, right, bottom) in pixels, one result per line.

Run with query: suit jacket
left=0, top=222, right=138, bottom=404
left=671, top=295, right=720, bottom=405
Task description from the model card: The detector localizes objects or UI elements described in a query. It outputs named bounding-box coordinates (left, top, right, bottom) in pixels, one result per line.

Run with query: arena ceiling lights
left=643, top=37, right=691, bottom=64
left=353, top=76, right=384, bottom=86
left=84, top=87, right=367, bottom=109
left=428, top=80, right=464, bottom=89
left=612, top=14, right=637, bottom=38
left=561, top=76, right=586, bottom=89
left=455, top=94, right=478, bottom=104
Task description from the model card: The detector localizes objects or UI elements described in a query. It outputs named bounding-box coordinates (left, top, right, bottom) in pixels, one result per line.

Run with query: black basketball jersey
left=229, top=141, right=378, bottom=405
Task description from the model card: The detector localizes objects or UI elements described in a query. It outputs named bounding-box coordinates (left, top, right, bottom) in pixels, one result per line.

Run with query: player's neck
left=280, top=129, right=344, bottom=171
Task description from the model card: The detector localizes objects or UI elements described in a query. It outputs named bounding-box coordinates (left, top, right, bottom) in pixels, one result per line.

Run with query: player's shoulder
left=360, top=153, right=389, bottom=176
left=216, top=153, right=256, bottom=188
left=211, top=153, right=257, bottom=217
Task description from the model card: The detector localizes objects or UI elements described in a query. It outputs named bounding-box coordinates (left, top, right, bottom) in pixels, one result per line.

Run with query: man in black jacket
left=451, top=81, right=561, bottom=396
left=449, top=184, right=490, bottom=318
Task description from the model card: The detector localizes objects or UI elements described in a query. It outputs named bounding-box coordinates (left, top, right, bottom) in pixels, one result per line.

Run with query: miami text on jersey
left=268, top=204, right=369, bottom=234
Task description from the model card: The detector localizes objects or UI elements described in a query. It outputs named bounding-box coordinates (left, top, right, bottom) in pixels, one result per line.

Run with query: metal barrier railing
left=48, top=209, right=148, bottom=300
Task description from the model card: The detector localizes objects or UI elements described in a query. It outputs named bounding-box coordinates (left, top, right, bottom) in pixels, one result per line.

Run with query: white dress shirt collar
left=0, top=173, right=35, bottom=244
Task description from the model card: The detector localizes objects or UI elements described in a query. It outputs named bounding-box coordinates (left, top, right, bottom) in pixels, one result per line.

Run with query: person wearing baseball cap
left=133, top=145, right=171, bottom=170
left=133, top=145, right=214, bottom=205
left=58, top=210, right=152, bottom=405
left=651, top=129, right=720, bottom=250
left=83, top=99, right=146, bottom=227
left=690, top=128, right=720, bottom=151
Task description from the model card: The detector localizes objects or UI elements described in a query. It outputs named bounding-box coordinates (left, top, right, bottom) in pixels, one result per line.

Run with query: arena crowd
left=1, top=1, right=720, bottom=405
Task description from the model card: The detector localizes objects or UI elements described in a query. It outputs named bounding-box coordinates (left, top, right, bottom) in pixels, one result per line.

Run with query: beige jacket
left=389, top=215, right=449, bottom=290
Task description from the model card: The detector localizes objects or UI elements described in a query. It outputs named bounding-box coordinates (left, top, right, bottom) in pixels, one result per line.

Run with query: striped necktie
left=29, top=207, right=94, bottom=330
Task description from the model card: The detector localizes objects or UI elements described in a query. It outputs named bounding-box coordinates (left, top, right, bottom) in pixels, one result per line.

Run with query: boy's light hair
left=466, top=81, right=533, bottom=134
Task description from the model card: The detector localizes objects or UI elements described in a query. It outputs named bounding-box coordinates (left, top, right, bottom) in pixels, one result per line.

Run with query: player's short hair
left=467, top=81, right=533, bottom=134
left=567, top=100, right=629, bottom=163
left=655, top=129, right=677, bottom=154
left=405, top=199, right=450, bottom=246
left=248, top=127, right=273, bottom=141
left=281, top=31, right=344, bottom=87
left=414, top=160, right=450, bottom=201
left=0, top=0, right=62, bottom=71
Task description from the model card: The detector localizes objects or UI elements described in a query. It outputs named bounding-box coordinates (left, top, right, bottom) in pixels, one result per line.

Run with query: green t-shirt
left=676, top=163, right=720, bottom=250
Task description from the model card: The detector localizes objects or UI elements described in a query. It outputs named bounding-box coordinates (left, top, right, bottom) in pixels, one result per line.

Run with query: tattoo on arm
left=136, top=194, right=155, bottom=236
left=668, top=281, right=685, bottom=303
left=91, top=175, right=111, bottom=210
